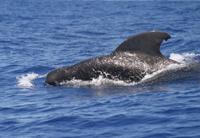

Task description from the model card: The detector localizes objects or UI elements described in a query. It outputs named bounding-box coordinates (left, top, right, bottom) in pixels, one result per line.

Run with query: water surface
left=1, top=1, right=200, bottom=138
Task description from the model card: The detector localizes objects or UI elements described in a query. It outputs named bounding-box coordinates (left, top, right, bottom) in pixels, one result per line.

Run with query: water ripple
left=1, top=1, right=200, bottom=138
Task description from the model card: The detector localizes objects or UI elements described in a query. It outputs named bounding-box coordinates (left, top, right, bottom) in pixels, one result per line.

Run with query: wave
left=16, top=53, right=200, bottom=88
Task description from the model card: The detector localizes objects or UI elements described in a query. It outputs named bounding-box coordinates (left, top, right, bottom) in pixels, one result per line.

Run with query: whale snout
left=46, top=69, right=66, bottom=86
left=46, top=71, right=58, bottom=85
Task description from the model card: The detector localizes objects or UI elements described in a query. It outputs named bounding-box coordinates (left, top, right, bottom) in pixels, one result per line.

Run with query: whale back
left=114, top=32, right=171, bottom=57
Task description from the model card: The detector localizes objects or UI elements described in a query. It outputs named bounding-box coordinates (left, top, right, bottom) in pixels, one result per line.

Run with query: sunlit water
left=1, top=1, right=200, bottom=138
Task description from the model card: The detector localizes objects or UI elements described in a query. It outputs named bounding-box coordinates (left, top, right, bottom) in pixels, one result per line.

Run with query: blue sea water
left=1, top=0, right=200, bottom=137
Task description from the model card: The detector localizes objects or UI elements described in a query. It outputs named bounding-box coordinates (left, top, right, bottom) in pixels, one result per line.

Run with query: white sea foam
left=17, top=73, right=45, bottom=88
left=169, top=52, right=199, bottom=64
left=141, top=63, right=183, bottom=82
left=60, top=76, right=137, bottom=87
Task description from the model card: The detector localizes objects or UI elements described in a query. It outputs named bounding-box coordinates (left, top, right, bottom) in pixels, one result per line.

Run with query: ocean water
left=1, top=0, right=200, bottom=137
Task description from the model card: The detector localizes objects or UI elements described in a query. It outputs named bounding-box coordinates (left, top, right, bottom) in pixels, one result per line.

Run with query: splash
left=169, top=53, right=200, bottom=64
left=17, top=73, right=45, bottom=88
left=141, top=63, right=183, bottom=82
left=60, top=76, right=137, bottom=87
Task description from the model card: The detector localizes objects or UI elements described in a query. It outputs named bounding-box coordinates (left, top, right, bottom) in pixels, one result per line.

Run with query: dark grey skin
left=46, top=31, right=177, bottom=86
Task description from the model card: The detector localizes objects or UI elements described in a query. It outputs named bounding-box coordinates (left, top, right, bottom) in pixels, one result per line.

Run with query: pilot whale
left=46, top=31, right=177, bottom=86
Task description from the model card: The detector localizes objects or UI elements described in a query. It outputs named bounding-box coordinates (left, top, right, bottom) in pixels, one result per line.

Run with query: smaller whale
left=46, top=31, right=177, bottom=86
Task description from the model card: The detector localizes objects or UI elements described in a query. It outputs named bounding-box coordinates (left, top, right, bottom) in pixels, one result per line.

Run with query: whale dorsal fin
left=113, top=32, right=171, bottom=57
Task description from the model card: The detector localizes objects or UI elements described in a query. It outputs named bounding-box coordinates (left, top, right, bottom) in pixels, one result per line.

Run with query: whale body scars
left=46, top=31, right=175, bottom=86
